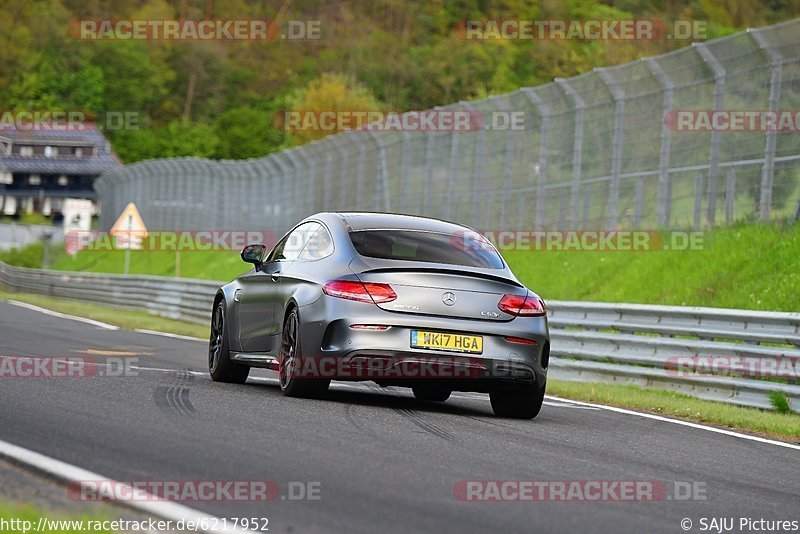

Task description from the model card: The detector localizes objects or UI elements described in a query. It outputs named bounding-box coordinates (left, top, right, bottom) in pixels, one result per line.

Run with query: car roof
left=321, top=212, right=471, bottom=234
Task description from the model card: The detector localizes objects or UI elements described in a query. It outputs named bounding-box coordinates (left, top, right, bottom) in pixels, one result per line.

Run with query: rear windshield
left=349, top=230, right=504, bottom=269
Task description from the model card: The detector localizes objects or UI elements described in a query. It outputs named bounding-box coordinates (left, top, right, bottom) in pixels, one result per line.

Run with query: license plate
left=410, top=330, right=483, bottom=354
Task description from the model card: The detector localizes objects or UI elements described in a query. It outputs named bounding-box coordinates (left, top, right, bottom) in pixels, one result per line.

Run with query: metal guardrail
left=1, top=261, right=798, bottom=412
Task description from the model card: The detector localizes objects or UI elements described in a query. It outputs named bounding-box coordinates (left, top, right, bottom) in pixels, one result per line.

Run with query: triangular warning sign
left=109, top=202, right=148, bottom=249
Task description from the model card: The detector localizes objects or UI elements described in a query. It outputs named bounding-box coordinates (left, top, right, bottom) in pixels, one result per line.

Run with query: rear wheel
left=412, top=385, right=451, bottom=402
left=490, top=382, right=545, bottom=419
left=278, top=308, right=330, bottom=398
left=209, top=300, right=250, bottom=384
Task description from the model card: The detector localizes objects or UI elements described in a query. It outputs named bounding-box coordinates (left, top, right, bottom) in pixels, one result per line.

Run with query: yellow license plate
left=411, top=330, right=483, bottom=354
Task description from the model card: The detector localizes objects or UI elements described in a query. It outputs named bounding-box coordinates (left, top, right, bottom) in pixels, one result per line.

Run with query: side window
left=297, top=226, right=334, bottom=261
left=269, top=222, right=321, bottom=262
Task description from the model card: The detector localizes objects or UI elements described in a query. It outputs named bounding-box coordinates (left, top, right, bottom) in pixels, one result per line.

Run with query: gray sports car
left=209, top=212, right=550, bottom=418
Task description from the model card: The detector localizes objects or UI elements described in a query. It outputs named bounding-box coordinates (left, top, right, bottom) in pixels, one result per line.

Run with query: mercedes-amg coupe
left=209, top=212, right=550, bottom=418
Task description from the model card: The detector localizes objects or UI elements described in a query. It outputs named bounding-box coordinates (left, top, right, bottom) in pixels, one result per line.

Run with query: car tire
left=412, top=385, right=451, bottom=402
left=490, top=382, right=546, bottom=419
left=279, top=308, right=330, bottom=398
left=209, top=300, right=250, bottom=384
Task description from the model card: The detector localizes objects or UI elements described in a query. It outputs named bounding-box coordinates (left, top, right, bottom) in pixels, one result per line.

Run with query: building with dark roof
left=0, top=124, right=122, bottom=219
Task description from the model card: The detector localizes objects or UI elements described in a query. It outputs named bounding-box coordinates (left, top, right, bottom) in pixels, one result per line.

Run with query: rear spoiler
left=356, top=266, right=524, bottom=288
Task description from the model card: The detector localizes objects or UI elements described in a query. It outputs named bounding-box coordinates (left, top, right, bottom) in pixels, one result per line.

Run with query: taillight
left=323, top=280, right=397, bottom=304
left=498, top=293, right=546, bottom=317
left=504, top=336, right=538, bottom=345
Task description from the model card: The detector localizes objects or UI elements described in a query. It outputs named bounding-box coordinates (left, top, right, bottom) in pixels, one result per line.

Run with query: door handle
left=271, top=271, right=281, bottom=282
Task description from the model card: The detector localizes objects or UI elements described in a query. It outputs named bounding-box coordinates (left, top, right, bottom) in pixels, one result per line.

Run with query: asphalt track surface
left=1, top=300, right=798, bottom=534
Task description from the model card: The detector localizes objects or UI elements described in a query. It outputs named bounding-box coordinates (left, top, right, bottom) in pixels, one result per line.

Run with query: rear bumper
left=297, top=295, right=549, bottom=391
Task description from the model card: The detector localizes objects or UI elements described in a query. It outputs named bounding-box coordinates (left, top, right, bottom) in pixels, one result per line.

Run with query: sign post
left=109, top=203, right=148, bottom=275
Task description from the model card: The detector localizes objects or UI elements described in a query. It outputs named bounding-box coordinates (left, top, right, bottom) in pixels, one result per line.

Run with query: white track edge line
left=7, top=301, right=119, bottom=330
left=545, top=396, right=800, bottom=450
left=0, top=438, right=260, bottom=533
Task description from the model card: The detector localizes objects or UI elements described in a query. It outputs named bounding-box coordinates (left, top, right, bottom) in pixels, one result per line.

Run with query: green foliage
left=0, top=0, right=795, bottom=161
left=770, top=391, right=793, bottom=414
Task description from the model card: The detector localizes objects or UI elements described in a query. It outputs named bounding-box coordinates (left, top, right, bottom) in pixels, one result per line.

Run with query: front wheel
left=490, top=382, right=545, bottom=419
left=278, top=308, right=330, bottom=398
left=209, top=300, right=250, bottom=384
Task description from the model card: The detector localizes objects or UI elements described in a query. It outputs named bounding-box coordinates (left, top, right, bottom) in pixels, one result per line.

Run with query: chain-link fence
left=96, top=19, right=800, bottom=235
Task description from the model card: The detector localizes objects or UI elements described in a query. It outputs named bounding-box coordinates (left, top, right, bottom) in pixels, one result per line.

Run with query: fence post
left=694, top=43, right=725, bottom=227
left=445, top=103, right=467, bottom=221
left=694, top=171, right=705, bottom=230
left=471, top=119, right=487, bottom=228
left=597, top=68, right=626, bottom=229
left=399, top=132, right=412, bottom=214
left=272, top=153, right=293, bottom=228
left=750, top=28, right=783, bottom=222
left=725, top=169, right=736, bottom=224
left=646, top=58, right=674, bottom=228
left=366, top=131, right=391, bottom=212
left=496, top=98, right=516, bottom=229
left=634, top=176, right=644, bottom=228
left=424, top=130, right=434, bottom=216
left=332, top=136, right=350, bottom=211
left=521, top=88, right=550, bottom=231
left=555, top=78, right=585, bottom=229
left=284, top=150, right=306, bottom=220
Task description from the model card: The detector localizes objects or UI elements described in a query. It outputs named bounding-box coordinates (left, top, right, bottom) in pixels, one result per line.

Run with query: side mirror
left=241, top=243, right=267, bottom=269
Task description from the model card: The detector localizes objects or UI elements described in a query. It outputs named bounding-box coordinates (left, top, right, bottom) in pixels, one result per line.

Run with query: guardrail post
left=750, top=28, right=783, bottom=222
left=522, top=88, right=550, bottom=231
left=597, top=68, right=626, bottom=229
left=555, top=78, right=585, bottom=229
left=646, top=58, right=675, bottom=228
left=694, top=43, right=726, bottom=227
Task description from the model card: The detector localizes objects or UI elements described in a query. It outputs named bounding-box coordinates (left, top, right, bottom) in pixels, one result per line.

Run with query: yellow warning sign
left=109, top=203, right=148, bottom=249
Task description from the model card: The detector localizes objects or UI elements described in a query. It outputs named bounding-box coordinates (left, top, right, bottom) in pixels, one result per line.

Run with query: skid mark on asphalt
left=152, top=367, right=198, bottom=417
left=153, top=386, right=197, bottom=417
left=392, top=407, right=459, bottom=442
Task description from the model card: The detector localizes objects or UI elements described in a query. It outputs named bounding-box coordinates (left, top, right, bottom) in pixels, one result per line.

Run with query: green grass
left=503, top=222, right=800, bottom=311
left=2, top=222, right=797, bottom=311
left=548, top=380, right=800, bottom=443
left=0, top=289, right=208, bottom=339
left=0, top=502, right=116, bottom=533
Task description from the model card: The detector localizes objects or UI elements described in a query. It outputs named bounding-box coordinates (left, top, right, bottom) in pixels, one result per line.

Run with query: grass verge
left=0, top=289, right=208, bottom=339
left=548, top=380, right=800, bottom=443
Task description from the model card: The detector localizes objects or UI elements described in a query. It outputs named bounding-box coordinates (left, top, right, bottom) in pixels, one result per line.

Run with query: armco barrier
left=1, top=261, right=797, bottom=412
